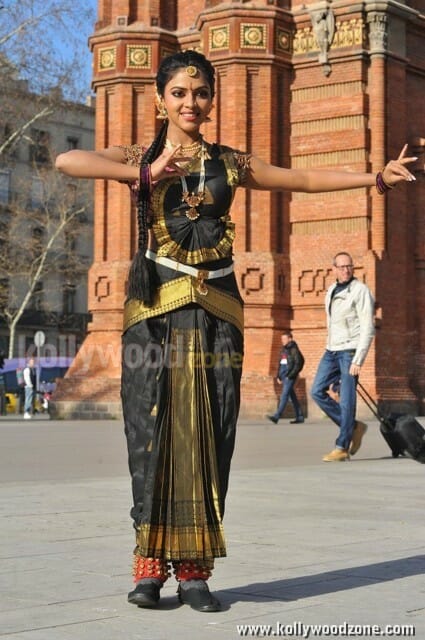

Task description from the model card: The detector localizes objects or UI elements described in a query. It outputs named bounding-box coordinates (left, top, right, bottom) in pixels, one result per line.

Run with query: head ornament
left=185, top=65, right=198, bottom=77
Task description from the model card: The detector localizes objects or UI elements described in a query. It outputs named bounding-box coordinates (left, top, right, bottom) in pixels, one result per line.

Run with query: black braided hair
left=127, top=121, right=167, bottom=303
left=127, top=50, right=215, bottom=304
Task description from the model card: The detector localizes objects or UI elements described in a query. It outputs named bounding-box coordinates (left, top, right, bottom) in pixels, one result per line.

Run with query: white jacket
left=325, top=278, right=375, bottom=366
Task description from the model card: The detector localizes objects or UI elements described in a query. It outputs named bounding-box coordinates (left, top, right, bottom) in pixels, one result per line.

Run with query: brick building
left=53, top=0, right=425, bottom=420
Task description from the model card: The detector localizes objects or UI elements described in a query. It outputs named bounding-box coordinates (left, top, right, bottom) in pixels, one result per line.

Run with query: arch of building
left=52, top=0, right=425, bottom=420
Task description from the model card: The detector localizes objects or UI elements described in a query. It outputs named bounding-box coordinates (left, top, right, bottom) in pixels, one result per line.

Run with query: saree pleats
left=121, top=305, right=243, bottom=562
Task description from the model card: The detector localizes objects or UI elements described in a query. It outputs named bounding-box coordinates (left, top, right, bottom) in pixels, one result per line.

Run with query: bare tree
left=0, top=1, right=95, bottom=357
left=0, top=0, right=95, bottom=158
left=0, top=157, right=92, bottom=358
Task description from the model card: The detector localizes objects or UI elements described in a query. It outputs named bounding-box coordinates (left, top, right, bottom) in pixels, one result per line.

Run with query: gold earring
left=155, top=92, right=168, bottom=120
left=156, top=102, right=168, bottom=120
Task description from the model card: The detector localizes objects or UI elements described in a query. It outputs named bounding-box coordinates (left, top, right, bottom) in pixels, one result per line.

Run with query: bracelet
left=140, top=162, right=152, bottom=194
left=375, top=171, right=394, bottom=195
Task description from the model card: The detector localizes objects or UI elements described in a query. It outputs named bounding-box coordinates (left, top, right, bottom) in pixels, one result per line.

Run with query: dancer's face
left=161, top=68, right=213, bottom=138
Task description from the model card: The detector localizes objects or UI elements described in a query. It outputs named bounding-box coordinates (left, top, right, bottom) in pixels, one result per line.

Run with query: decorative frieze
left=276, top=27, right=291, bottom=53
left=292, top=217, right=370, bottom=236
left=209, top=25, right=230, bottom=51
left=293, top=18, right=364, bottom=56
left=240, top=23, right=267, bottom=50
left=292, top=148, right=367, bottom=168
left=126, top=45, right=152, bottom=69
left=291, top=115, right=366, bottom=136
left=292, top=81, right=364, bottom=103
left=292, top=188, right=367, bottom=201
left=98, top=46, right=117, bottom=71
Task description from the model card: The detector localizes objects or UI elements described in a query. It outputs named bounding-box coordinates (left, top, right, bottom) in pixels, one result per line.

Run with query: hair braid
left=127, top=121, right=168, bottom=303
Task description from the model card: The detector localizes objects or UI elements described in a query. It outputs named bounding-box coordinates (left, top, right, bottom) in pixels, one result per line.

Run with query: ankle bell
left=173, top=559, right=214, bottom=582
left=132, top=554, right=171, bottom=584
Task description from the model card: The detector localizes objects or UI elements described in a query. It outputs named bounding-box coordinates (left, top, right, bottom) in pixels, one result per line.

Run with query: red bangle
left=140, top=162, right=152, bottom=194
left=376, top=171, right=394, bottom=195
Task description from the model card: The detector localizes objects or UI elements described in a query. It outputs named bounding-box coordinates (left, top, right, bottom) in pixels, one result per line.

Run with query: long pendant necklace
left=180, top=142, right=206, bottom=221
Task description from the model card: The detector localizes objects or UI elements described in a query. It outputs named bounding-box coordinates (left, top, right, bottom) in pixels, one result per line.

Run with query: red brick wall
left=55, top=0, right=425, bottom=418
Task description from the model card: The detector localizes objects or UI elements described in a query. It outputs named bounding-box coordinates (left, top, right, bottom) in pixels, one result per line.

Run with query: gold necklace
left=180, top=142, right=206, bottom=221
left=165, top=137, right=203, bottom=158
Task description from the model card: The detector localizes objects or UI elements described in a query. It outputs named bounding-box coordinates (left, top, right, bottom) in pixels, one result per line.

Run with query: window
left=63, top=283, right=76, bottom=314
left=31, top=177, right=44, bottom=208
left=66, top=136, right=79, bottom=150
left=65, top=183, right=77, bottom=207
left=31, top=281, right=44, bottom=311
left=1, top=124, right=17, bottom=157
left=29, top=129, right=51, bottom=166
left=0, top=170, right=10, bottom=204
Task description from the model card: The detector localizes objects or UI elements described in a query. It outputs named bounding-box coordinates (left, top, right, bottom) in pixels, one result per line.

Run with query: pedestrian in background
left=267, top=330, right=305, bottom=425
left=23, top=357, right=36, bottom=420
left=0, top=350, right=6, bottom=416
left=311, top=252, right=374, bottom=461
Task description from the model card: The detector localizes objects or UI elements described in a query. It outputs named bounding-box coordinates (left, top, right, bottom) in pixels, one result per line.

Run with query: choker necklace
left=165, top=137, right=203, bottom=158
left=180, top=141, right=206, bottom=221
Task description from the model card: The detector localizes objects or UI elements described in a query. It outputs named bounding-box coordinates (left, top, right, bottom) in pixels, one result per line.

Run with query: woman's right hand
left=150, top=145, right=191, bottom=181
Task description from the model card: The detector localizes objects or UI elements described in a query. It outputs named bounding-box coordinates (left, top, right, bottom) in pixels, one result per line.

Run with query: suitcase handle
left=356, top=382, right=384, bottom=423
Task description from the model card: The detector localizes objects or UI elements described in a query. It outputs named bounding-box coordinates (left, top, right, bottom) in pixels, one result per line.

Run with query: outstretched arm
left=55, top=147, right=140, bottom=181
left=55, top=144, right=191, bottom=182
left=245, top=144, right=416, bottom=193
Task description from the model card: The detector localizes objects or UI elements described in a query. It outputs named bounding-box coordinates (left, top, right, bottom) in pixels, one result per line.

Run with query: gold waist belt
left=123, top=274, right=243, bottom=335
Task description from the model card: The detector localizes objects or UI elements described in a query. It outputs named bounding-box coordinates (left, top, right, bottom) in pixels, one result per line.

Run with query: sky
left=1, top=0, right=98, bottom=101
left=55, top=0, right=98, bottom=98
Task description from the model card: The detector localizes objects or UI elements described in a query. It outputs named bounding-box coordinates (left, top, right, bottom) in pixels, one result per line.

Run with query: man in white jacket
left=311, top=252, right=375, bottom=461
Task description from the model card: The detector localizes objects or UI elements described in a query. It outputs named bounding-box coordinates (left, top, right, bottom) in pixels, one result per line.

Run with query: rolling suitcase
left=357, top=382, right=425, bottom=463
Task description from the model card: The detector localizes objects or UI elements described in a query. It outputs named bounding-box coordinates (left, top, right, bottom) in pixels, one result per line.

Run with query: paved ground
left=0, top=414, right=424, bottom=639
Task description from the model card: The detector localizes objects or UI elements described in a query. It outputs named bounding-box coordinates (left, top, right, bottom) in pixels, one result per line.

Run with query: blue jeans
left=311, top=349, right=357, bottom=450
left=24, top=387, right=34, bottom=414
left=273, top=376, right=303, bottom=421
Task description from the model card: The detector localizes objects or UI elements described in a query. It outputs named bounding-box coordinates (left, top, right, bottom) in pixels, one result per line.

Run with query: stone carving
left=309, top=6, right=335, bottom=76
left=368, top=12, right=388, bottom=53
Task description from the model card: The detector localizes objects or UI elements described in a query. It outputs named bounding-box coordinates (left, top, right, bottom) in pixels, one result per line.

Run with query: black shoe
left=266, top=415, right=278, bottom=424
left=128, top=579, right=162, bottom=608
left=177, top=580, right=221, bottom=612
left=290, top=418, right=304, bottom=424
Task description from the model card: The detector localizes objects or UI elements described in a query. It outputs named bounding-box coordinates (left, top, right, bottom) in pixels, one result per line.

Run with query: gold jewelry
left=165, top=137, right=203, bottom=158
left=180, top=141, right=206, bottom=221
left=155, top=92, right=168, bottom=120
left=156, top=102, right=168, bottom=120
left=185, top=65, right=198, bottom=77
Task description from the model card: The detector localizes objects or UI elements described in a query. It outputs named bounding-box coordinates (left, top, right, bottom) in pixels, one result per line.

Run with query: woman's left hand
left=381, top=144, right=417, bottom=186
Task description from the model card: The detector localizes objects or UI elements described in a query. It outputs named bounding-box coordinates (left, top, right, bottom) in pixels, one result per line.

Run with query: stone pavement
left=0, top=415, right=424, bottom=639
